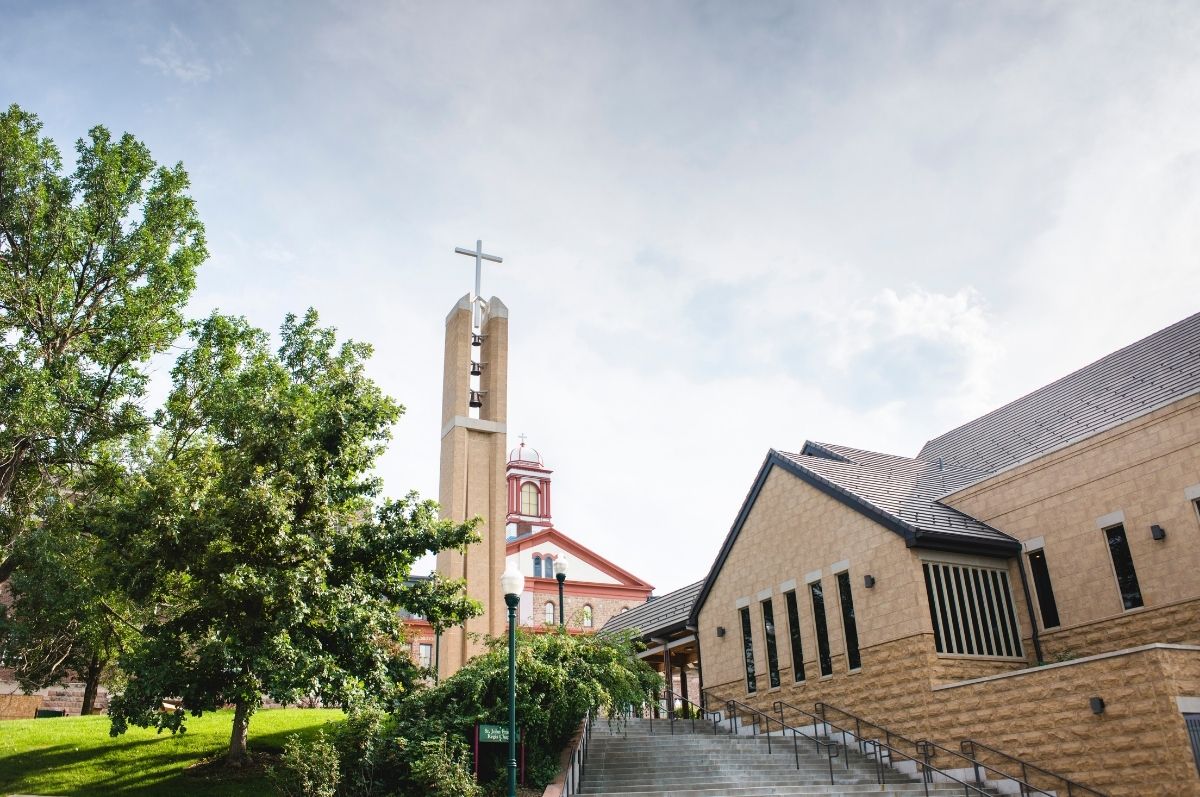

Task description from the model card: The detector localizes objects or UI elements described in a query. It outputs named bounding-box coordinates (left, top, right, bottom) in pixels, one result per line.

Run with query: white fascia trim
left=1177, top=696, right=1200, bottom=714
left=830, top=560, right=850, bottom=574
left=1023, top=536, right=1046, bottom=552
left=1184, top=484, right=1200, bottom=502
left=735, top=596, right=751, bottom=609
left=1095, top=510, right=1125, bottom=529
left=441, top=415, right=507, bottom=438
left=779, top=579, right=797, bottom=593
left=804, top=569, right=822, bottom=584
left=756, top=588, right=772, bottom=601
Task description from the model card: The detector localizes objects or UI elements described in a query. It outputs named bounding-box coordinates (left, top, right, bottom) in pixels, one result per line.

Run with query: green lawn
left=0, top=707, right=345, bottom=796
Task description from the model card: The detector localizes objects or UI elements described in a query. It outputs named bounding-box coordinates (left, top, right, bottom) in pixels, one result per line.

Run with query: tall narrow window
left=533, top=555, right=542, bottom=578
left=418, top=643, right=433, bottom=669
left=1026, top=550, right=1060, bottom=628
left=761, top=599, right=781, bottom=688
left=835, top=571, right=861, bottom=671
left=1104, top=524, right=1143, bottom=610
left=809, top=580, right=833, bottom=677
left=521, top=482, right=540, bottom=515
left=785, top=590, right=805, bottom=683
left=739, top=606, right=757, bottom=693
left=544, top=601, right=555, bottom=624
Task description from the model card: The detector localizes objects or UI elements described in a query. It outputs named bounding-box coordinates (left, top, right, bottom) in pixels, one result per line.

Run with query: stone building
left=690, top=312, right=1200, bottom=796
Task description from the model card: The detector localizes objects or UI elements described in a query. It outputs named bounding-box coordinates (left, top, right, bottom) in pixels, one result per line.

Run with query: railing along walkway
left=814, top=702, right=1107, bottom=797
left=558, top=709, right=593, bottom=797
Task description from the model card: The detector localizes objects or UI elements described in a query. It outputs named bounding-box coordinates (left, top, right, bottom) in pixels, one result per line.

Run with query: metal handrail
left=560, top=710, right=593, bottom=796
left=807, top=702, right=992, bottom=797
left=706, top=692, right=841, bottom=784
left=663, top=690, right=723, bottom=735
left=960, top=739, right=1108, bottom=797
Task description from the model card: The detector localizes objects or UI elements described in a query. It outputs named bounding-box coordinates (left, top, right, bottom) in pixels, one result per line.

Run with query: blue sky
left=6, top=1, right=1200, bottom=592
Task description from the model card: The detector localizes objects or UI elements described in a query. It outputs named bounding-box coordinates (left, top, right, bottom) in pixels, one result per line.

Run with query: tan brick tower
left=434, top=291, right=509, bottom=678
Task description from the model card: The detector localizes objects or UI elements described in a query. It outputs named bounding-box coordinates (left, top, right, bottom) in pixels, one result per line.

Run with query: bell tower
left=435, top=241, right=509, bottom=678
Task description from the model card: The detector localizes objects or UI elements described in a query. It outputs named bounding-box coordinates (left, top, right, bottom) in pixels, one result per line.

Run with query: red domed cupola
left=507, top=434, right=552, bottom=536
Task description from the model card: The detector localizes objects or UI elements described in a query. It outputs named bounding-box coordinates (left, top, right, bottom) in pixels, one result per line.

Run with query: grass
left=0, top=707, right=345, bottom=796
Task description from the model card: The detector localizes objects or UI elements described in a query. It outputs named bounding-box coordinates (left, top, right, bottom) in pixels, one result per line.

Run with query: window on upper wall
left=533, top=556, right=542, bottom=578
left=521, top=482, right=540, bottom=515
left=784, top=590, right=805, bottom=683
left=1026, top=549, right=1061, bottom=629
left=739, top=606, right=757, bottom=693
left=544, top=601, right=555, bottom=624
left=582, top=605, right=593, bottom=628
left=418, top=643, right=433, bottom=670
left=809, top=580, right=833, bottom=677
left=835, top=571, right=861, bottom=671
left=1104, top=524, right=1143, bottom=610
left=922, top=561, right=1023, bottom=658
left=760, top=598, right=781, bottom=688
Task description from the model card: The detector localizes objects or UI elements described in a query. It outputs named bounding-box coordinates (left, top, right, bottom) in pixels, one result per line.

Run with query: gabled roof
left=689, top=446, right=1019, bottom=625
left=506, top=527, right=654, bottom=591
left=919, top=311, right=1200, bottom=475
left=600, top=580, right=703, bottom=639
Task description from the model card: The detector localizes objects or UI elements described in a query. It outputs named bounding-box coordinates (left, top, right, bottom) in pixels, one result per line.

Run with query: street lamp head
left=500, top=563, right=525, bottom=597
left=553, top=554, right=570, bottom=579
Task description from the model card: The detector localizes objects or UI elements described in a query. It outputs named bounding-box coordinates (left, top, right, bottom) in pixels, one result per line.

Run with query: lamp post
left=500, top=563, right=524, bottom=797
left=553, top=554, right=570, bottom=630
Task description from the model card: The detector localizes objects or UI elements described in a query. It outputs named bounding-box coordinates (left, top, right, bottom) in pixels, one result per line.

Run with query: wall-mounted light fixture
left=864, top=575, right=876, bottom=589
left=1151, top=524, right=1166, bottom=541
left=716, top=626, right=726, bottom=637
left=1089, top=696, right=1105, bottom=715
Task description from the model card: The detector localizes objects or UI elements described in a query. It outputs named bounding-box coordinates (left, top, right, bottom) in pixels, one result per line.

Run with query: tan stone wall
left=928, top=646, right=1200, bottom=797
left=0, top=694, right=41, bottom=720
left=1038, top=596, right=1200, bottom=661
left=944, top=394, right=1200, bottom=642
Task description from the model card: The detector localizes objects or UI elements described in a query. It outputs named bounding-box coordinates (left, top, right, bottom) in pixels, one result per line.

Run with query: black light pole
left=553, top=554, right=570, bottom=630
left=500, top=564, right=525, bottom=797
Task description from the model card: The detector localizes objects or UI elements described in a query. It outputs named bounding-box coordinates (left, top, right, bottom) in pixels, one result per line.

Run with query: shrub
left=271, top=729, right=341, bottom=797
left=409, top=735, right=481, bottom=797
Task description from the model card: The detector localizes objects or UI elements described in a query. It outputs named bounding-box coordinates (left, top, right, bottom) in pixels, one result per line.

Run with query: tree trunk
left=226, top=699, right=251, bottom=767
left=80, top=652, right=102, bottom=715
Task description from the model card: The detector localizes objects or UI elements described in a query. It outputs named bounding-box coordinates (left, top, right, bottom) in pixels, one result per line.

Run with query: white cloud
left=140, top=25, right=213, bottom=83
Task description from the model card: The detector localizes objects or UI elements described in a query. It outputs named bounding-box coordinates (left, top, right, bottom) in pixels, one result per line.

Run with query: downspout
left=1014, top=555, right=1043, bottom=664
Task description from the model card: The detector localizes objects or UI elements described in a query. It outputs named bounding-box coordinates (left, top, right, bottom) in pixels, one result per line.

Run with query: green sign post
left=474, top=722, right=523, bottom=784
left=479, top=724, right=509, bottom=743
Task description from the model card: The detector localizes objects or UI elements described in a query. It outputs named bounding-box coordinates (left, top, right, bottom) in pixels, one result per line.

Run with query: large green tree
left=107, top=310, right=481, bottom=766
left=0, top=104, right=205, bottom=585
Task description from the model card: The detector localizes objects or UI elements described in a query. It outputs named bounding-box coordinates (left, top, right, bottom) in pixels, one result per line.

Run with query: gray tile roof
left=919, top=312, right=1200, bottom=475
left=600, top=580, right=703, bottom=638
left=781, top=444, right=1015, bottom=548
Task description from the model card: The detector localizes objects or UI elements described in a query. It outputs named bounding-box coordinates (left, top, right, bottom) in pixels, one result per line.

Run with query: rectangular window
left=739, top=607, right=757, bottom=693
left=922, top=562, right=1023, bottom=658
left=1026, top=550, right=1061, bottom=629
left=418, top=643, right=433, bottom=669
left=809, top=580, right=833, bottom=677
left=785, top=590, right=806, bottom=683
left=761, top=599, right=781, bottom=688
left=835, top=571, right=861, bottom=671
left=1104, top=524, right=1143, bottom=610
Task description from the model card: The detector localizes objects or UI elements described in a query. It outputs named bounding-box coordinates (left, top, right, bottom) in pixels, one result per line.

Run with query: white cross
left=454, top=239, right=503, bottom=331
left=518, top=433, right=528, bottom=446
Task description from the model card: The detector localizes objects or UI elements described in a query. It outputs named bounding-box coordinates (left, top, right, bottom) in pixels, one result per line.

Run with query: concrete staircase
left=578, top=717, right=991, bottom=797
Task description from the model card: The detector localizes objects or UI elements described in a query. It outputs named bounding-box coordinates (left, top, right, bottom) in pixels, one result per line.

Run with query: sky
left=5, top=1, right=1200, bottom=594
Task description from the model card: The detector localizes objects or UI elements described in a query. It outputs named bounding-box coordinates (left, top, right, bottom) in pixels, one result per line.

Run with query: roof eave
left=909, top=529, right=1020, bottom=557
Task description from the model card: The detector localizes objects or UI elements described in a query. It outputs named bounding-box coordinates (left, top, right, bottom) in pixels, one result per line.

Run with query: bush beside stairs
left=577, top=715, right=1001, bottom=797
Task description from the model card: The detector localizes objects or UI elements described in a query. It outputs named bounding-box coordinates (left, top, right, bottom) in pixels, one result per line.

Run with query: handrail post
left=727, top=701, right=734, bottom=735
